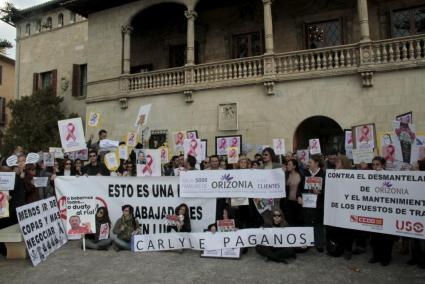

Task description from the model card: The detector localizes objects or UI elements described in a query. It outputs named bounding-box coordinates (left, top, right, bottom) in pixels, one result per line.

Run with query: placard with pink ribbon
left=58, top=118, right=86, bottom=152
left=136, top=149, right=161, bottom=177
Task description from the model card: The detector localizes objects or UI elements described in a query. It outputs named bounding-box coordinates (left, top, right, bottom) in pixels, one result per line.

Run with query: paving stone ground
left=1, top=240, right=424, bottom=283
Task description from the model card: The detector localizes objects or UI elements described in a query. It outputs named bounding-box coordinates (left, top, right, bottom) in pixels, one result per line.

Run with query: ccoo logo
left=395, top=220, right=424, bottom=233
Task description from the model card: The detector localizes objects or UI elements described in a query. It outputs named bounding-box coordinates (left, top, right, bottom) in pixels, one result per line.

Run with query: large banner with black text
left=132, top=227, right=314, bottom=252
left=180, top=169, right=285, bottom=198
left=324, top=170, right=425, bottom=239
left=55, top=176, right=216, bottom=235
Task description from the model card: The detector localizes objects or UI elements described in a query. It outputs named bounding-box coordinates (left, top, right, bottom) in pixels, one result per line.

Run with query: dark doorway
left=293, top=116, right=344, bottom=155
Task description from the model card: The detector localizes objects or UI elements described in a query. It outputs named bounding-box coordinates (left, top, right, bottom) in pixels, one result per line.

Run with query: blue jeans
left=112, top=236, right=131, bottom=250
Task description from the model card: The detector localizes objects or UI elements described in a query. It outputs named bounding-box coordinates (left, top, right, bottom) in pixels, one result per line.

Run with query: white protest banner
left=352, top=148, right=374, bottom=164
left=49, top=147, right=64, bottom=159
left=134, top=104, right=152, bottom=127
left=66, top=196, right=96, bottom=236
left=184, top=138, right=202, bottom=163
left=55, top=176, right=216, bottom=234
left=0, top=191, right=9, bottom=217
left=58, top=117, right=86, bottom=152
left=180, top=169, right=285, bottom=198
left=309, top=138, right=321, bottom=154
left=16, top=197, right=68, bottom=266
left=0, top=172, right=16, bottom=190
left=132, top=227, right=314, bottom=252
left=273, top=139, right=285, bottom=155
left=324, top=170, right=425, bottom=239
left=43, top=152, right=54, bottom=167
left=33, top=177, right=49, bottom=188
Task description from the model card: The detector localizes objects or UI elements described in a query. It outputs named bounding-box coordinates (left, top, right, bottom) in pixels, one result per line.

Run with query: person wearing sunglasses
left=56, top=159, right=75, bottom=176
left=82, top=150, right=109, bottom=176
left=255, top=209, right=296, bottom=263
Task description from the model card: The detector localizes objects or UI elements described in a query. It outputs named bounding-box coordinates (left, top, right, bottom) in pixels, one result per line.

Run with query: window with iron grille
left=306, top=19, right=343, bottom=49
left=149, top=130, right=168, bottom=149
left=391, top=6, right=425, bottom=37
left=232, top=31, right=264, bottom=59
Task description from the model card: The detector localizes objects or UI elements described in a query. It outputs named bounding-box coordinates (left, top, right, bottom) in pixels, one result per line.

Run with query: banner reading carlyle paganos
left=324, top=170, right=425, bottom=239
left=55, top=176, right=216, bottom=235
left=180, top=169, right=285, bottom=198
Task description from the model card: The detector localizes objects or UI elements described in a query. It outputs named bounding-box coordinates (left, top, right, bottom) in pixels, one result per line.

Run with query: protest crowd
left=0, top=126, right=425, bottom=268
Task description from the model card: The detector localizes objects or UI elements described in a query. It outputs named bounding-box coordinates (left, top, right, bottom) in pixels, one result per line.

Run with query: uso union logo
left=395, top=220, right=424, bottom=235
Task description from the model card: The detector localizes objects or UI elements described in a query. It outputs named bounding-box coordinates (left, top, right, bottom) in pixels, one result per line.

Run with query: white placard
left=55, top=176, right=216, bottom=234
left=132, top=227, right=315, bottom=252
left=134, top=104, right=152, bottom=127
left=65, top=197, right=96, bottom=236
left=33, top=177, right=49, bottom=188
left=184, top=138, right=202, bottom=163
left=180, top=169, right=285, bottom=198
left=135, top=149, right=161, bottom=177
left=58, top=118, right=86, bottom=152
left=43, top=152, right=54, bottom=167
left=227, top=147, right=239, bottom=164
left=273, top=139, right=285, bottom=155
left=16, top=197, right=68, bottom=266
left=302, top=194, right=317, bottom=208
left=309, top=138, right=321, bottom=154
left=352, top=148, right=375, bottom=164
left=297, top=149, right=309, bottom=164
left=0, top=172, right=16, bottom=191
left=324, top=170, right=425, bottom=239
left=87, top=112, right=100, bottom=127
left=49, top=147, right=64, bottom=159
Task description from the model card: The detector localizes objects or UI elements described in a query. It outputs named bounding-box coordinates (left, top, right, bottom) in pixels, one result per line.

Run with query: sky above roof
left=0, top=0, right=46, bottom=59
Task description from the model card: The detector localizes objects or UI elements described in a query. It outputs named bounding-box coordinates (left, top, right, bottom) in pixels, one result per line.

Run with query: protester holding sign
left=112, top=205, right=140, bottom=251
left=85, top=207, right=112, bottom=250
left=369, top=156, right=397, bottom=266
left=255, top=208, right=296, bottom=263
left=302, top=154, right=326, bottom=252
left=166, top=203, right=191, bottom=233
left=24, top=164, right=39, bottom=204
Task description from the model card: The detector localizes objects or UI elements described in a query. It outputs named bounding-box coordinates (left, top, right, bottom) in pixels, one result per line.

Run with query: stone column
left=185, top=10, right=197, bottom=65
left=357, top=0, right=370, bottom=42
left=122, top=25, right=133, bottom=74
left=263, top=0, right=274, bottom=54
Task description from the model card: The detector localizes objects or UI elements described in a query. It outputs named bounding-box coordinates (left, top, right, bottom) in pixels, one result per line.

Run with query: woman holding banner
left=112, top=205, right=140, bottom=251
left=85, top=207, right=112, bottom=250
left=167, top=203, right=191, bottom=233
left=255, top=208, right=296, bottom=263
left=301, top=154, right=326, bottom=252
left=369, top=156, right=397, bottom=266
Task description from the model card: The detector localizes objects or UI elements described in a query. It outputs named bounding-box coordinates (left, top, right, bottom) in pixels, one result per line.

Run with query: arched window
left=36, top=19, right=41, bottom=32
left=58, top=13, right=64, bottom=27
left=45, top=17, right=52, bottom=29
left=25, top=23, right=31, bottom=35
left=70, top=12, right=76, bottom=23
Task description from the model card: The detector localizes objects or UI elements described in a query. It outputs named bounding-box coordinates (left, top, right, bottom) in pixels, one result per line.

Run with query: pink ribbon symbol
left=143, top=155, right=153, bottom=175
left=231, top=137, right=238, bottom=147
left=176, top=133, right=184, bottom=146
left=359, top=125, right=370, bottom=143
left=385, top=145, right=395, bottom=162
left=219, top=138, right=227, bottom=150
left=300, top=151, right=307, bottom=162
left=100, top=224, right=108, bottom=235
left=65, top=123, right=77, bottom=141
left=311, top=140, right=318, bottom=150
left=188, top=139, right=198, bottom=157
left=347, top=133, right=353, bottom=145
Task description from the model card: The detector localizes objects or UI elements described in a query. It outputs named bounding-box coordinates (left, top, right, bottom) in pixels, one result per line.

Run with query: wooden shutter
left=0, top=97, right=5, bottom=126
left=33, top=73, right=39, bottom=93
left=72, top=64, right=81, bottom=96
left=51, top=69, right=57, bottom=96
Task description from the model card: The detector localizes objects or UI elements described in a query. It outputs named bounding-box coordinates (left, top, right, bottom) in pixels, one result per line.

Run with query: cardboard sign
left=159, top=147, right=169, bottom=164
left=0, top=191, right=9, bottom=218
left=352, top=148, right=374, bottom=164
left=49, top=147, right=64, bottom=159
left=184, top=139, right=202, bottom=163
left=297, top=149, right=309, bottom=164
left=58, top=118, right=86, bottom=152
left=33, top=177, right=49, bottom=188
left=135, top=149, right=161, bottom=177
left=99, top=223, right=110, bottom=240
left=173, top=131, right=186, bottom=154
left=134, top=104, right=152, bottom=127
left=65, top=196, right=96, bottom=236
left=104, top=152, right=119, bottom=171
left=127, top=132, right=137, bottom=147
left=302, top=194, right=317, bottom=208
left=227, top=147, right=239, bottom=164
left=305, top=176, right=323, bottom=191
left=118, top=145, right=129, bottom=160
left=87, top=112, right=101, bottom=128
left=43, top=152, right=54, bottom=167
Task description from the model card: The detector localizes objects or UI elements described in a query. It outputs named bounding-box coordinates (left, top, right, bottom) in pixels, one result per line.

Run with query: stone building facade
left=0, top=54, right=15, bottom=137
left=13, top=0, right=425, bottom=156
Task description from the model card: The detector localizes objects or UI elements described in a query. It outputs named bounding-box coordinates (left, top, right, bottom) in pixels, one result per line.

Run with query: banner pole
left=83, top=234, right=86, bottom=251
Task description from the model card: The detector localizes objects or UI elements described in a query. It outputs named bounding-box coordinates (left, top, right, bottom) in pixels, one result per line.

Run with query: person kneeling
left=84, top=207, right=112, bottom=250
left=112, top=205, right=140, bottom=251
left=255, top=209, right=296, bottom=263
